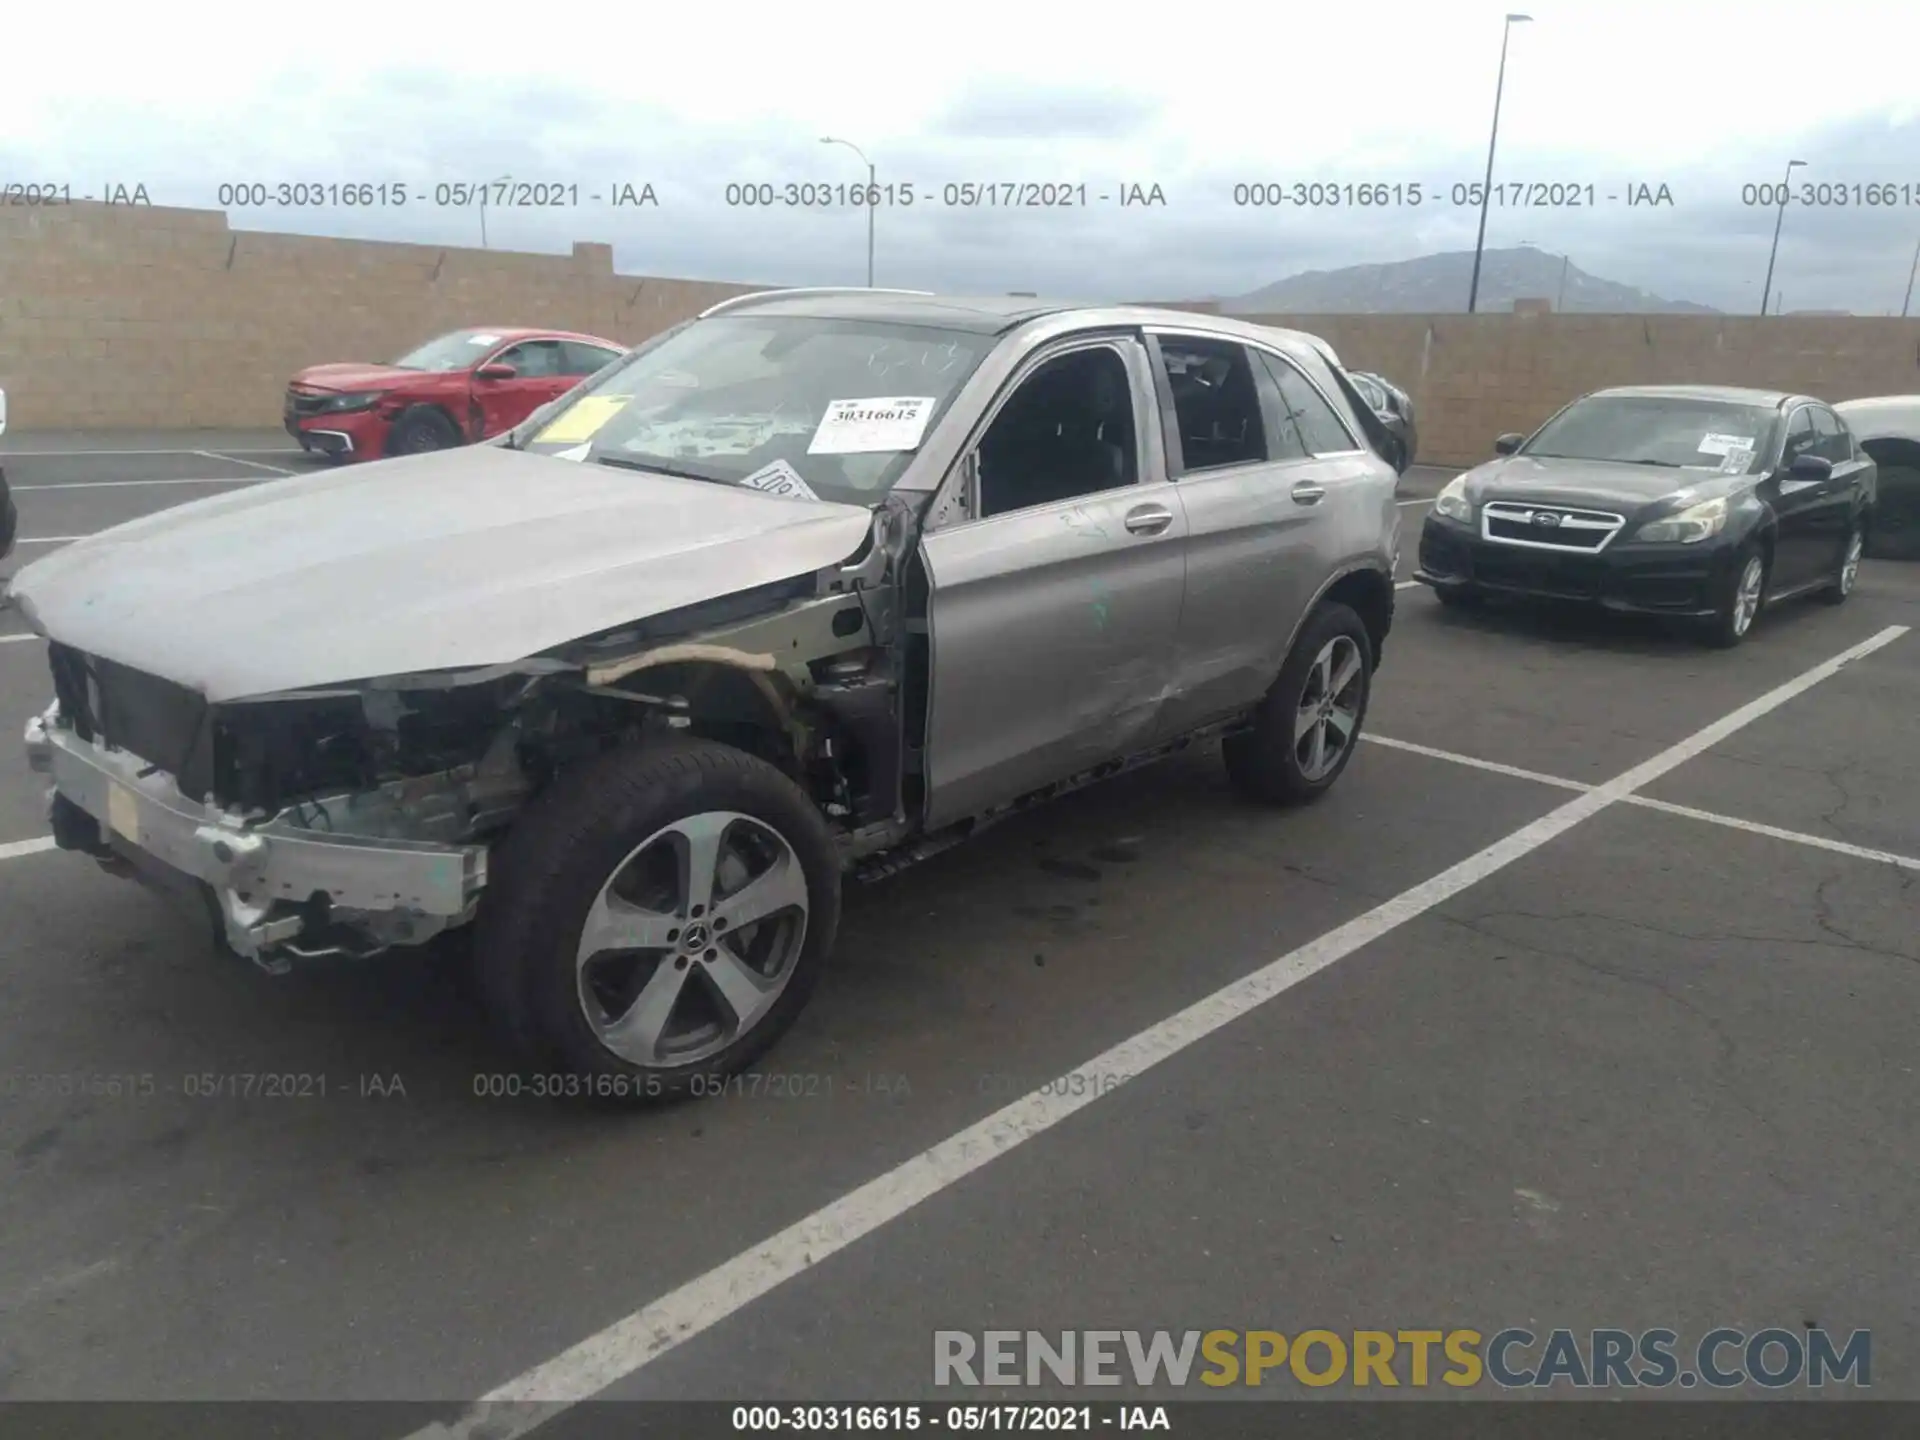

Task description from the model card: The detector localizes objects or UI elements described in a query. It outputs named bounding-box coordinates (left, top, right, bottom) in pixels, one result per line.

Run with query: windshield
left=520, top=316, right=994, bottom=506
left=1524, top=395, right=1778, bottom=474
left=392, top=330, right=509, bottom=372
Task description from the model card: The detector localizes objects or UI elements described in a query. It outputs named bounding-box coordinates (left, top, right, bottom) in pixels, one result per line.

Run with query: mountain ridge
left=1218, top=247, right=1721, bottom=315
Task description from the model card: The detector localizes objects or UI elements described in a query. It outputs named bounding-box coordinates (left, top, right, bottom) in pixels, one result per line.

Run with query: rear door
left=470, top=338, right=574, bottom=437
left=918, top=334, right=1189, bottom=829
left=1146, top=332, right=1362, bottom=737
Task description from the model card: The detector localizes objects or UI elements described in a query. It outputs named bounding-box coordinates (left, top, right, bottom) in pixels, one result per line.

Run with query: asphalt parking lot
left=1, top=441, right=1917, bottom=1418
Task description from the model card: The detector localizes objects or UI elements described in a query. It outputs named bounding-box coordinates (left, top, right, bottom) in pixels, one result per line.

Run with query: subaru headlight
left=320, top=391, right=388, bottom=413
left=1433, top=475, right=1473, bottom=522
left=1636, top=495, right=1728, bottom=544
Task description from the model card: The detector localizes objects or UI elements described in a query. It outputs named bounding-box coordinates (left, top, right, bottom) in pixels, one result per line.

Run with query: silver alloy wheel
left=575, top=810, right=810, bottom=1068
left=1732, top=555, right=1765, bottom=637
left=1294, top=634, right=1365, bottom=782
left=1840, top=531, right=1863, bottom=595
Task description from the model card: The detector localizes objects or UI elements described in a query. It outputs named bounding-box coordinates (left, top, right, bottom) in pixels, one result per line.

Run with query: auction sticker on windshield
left=1697, top=432, right=1755, bottom=456
left=809, top=396, right=936, bottom=455
left=536, top=395, right=633, bottom=445
left=739, top=459, right=822, bottom=501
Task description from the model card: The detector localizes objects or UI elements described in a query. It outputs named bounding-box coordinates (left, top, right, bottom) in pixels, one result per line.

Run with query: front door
left=919, top=336, right=1188, bottom=830
left=469, top=339, right=575, bottom=439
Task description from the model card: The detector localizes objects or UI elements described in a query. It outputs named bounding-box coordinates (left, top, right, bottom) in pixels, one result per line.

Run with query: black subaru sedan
left=1414, top=385, right=1876, bottom=647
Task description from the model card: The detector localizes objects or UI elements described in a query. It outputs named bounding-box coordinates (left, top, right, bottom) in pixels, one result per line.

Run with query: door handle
left=1124, top=504, right=1174, bottom=536
left=1291, top=481, right=1327, bottom=505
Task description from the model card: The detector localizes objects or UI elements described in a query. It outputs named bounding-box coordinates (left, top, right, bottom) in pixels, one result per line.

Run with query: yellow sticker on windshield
left=536, top=395, right=632, bottom=445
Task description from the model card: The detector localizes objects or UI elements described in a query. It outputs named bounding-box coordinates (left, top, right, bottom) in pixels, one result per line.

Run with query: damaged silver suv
left=14, top=291, right=1403, bottom=1098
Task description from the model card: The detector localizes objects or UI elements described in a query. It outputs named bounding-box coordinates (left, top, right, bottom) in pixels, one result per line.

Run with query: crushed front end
left=24, top=643, right=526, bottom=971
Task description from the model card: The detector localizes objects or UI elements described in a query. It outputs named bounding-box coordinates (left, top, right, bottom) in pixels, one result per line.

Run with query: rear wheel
left=1224, top=602, right=1373, bottom=805
left=387, top=406, right=462, bottom=456
left=475, top=738, right=841, bottom=1103
left=1818, top=523, right=1864, bottom=605
left=1700, top=545, right=1766, bottom=648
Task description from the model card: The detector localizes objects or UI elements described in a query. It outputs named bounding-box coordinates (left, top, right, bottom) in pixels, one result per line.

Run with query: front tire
left=1224, top=602, right=1373, bottom=805
left=1818, top=523, right=1865, bottom=605
left=475, top=738, right=842, bottom=1102
left=387, top=405, right=463, bottom=456
left=1701, top=545, right=1767, bottom=649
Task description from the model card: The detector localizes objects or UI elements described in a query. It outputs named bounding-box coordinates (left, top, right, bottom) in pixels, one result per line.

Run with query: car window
left=1526, top=395, right=1778, bottom=474
left=494, top=340, right=568, bottom=378
left=531, top=315, right=994, bottom=508
left=1157, top=337, right=1266, bottom=472
left=561, top=341, right=625, bottom=376
left=392, top=329, right=507, bottom=372
left=1259, top=352, right=1357, bottom=456
left=975, top=345, right=1140, bottom=519
left=1810, top=406, right=1852, bottom=463
left=1781, top=407, right=1820, bottom=467
left=1248, top=352, right=1311, bottom=462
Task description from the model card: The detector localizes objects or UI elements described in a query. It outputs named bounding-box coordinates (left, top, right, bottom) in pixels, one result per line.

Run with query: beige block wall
left=1244, top=311, right=1920, bottom=464
left=5, top=203, right=1920, bottom=460
left=0, top=202, right=764, bottom=429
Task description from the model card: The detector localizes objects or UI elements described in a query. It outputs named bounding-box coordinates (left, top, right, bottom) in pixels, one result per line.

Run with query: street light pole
left=1556, top=253, right=1570, bottom=311
left=1901, top=234, right=1920, bottom=318
left=1466, top=13, right=1531, bottom=314
left=820, top=136, right=875, bottom=287
left=481, top=173, right=511, bottom=250
left=1759, top=159, right=1806, bottom=316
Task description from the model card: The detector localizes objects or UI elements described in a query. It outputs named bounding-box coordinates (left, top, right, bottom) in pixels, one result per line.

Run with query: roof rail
left=698, top=286, right=937, bottom=319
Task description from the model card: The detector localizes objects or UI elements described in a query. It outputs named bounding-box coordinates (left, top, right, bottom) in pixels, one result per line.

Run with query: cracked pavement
left=0, top=443, right=1917, bottom=1407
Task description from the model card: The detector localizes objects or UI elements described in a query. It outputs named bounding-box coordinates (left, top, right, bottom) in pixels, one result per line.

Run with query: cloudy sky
left=6, top=0, right=1919, bottom=313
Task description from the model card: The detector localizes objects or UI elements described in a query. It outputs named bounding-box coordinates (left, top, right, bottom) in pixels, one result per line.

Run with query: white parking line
left=1396, top=497, right=1436, bottom=507
left=1621, top=794, right=1920, bottom=873
left=12, top=537, right=86, bottom=545
left=0, top=448, right=302, bottom=458
left=1395, top=580, right=1420, bottom=590
left=10, top=476, right=265, bottom=492
left=1363, top=733, right=1920, bottom=874
left=1363, top=733, right=1590, bottom=791
left=0, top=837, right=56, bottom=862
left=412, top=624, right=1909, bottom=1437
left=0, top=634, right=42, bottom=645
left=194, top=450, right=295, bottom=475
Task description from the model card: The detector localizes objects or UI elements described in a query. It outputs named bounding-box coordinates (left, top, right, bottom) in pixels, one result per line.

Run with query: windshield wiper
left=588, top=453, right=733, bottom=485
left=1621, top=457, right=1683, bottom=468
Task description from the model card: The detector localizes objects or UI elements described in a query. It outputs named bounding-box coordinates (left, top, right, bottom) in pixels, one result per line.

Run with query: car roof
left=699, top=291, right=1076, bottom=333
left=695, top=290, right=1343, bottom=360
left=456, top=326, right=624, bottom=345
left=1588, top=384, right=1801, bottom=409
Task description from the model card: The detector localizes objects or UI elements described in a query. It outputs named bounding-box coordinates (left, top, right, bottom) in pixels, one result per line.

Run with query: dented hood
left=8, top=445, right=875, bottom=702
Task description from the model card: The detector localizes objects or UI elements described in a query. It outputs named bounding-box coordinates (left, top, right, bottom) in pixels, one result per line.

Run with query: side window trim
left=1782, top=404, right=1817, bottom=464
left=923, top=333, right=1159, bottom=532
left=1246, top=344, right=1367, bottom=456
left=1141, top=333, right=1188, bottom=478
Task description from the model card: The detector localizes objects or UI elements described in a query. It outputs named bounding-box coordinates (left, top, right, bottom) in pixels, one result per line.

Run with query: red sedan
left=284, top=327, right=628, bottom=461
